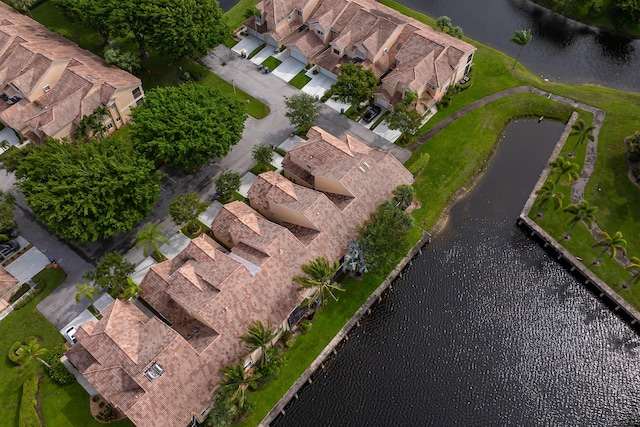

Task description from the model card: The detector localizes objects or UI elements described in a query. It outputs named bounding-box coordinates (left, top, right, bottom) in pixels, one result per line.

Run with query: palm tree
left=293, top=256, right=343, bottom=308
left=510, top=29, right=532, bottom=70
left=239, top=320, right=277, bottom=367
left=0, top=140, right=10, bottom=151
left=16, top=337, right=49, bottom=368
left=623, top=256, right=640, bottom=289
left=221, top=364, right=259, bottom=409
left=252, top=143, right=274, bottom=173
left=563, top=200, right=597, bottom=239
left=73, top=115, right=94, bottom=142
left=121, top=278, right=143, bottom=300
left=549, top=155, right=579, bottom=185
left=393, top=184, right=415, bottom=211
left=135, top=222, right=169, bottom=258
left=535, top=180, right=564, bottom=217
left=568, top=119, right=596, bottom=157
left=592, top=231, right=626, bottom=265
left=75, top=282, right=100, bottom=302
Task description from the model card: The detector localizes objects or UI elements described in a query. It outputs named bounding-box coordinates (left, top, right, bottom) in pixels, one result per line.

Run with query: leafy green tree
left=51, top=0, right=126, bottom=46
left=293, top=256, right=343, bottom=308
left=510, top=29, right=532, bottom=70
left=535, top=180, right=564, bottom=217
left=614, top=0, right=640, bottom=28
left=131, top=84, right=246, bottom=172
left=169, top=193, right=208, bottom=233
left=15, top=138, right=160, bottom=243
left=252, top=144, right=274, bottom=173
left=136, top=223, right=169, bottom=258
left=10, top=0, right=36, bottom=16
left=83, top=251, right=135, bottom=296
left=563, top=200, right=597, bottom=239
left=392, top=184, right=415, bottom=211
left=0, top=140, right=10, bottom=151
left=592, top=231, right=626, bottom=265
left=221, top=364, right=259, bottom=410
left=75, top=283, right=100, bottom=302
left=402, top=91, right=419, bottom=107
left=0, top=190, right=16, bottom=237
left=387, top=104, right=422, bottom=142
left=104, top=46, right=141, bottom=73
left=206, top=389, right=244, bottom=427
left=239, top=320, right=277, bottom=367
left=44, top=344, right=75, bottom=384
left=448, top=26, right=464, bottom=39
left=330, top=64, right=378, bottom=112
left=215, top=171, right=242, bottom=201
left=436, top=16, right=452, bottom=31
left=73, top=115, right=94, bottom=142
left=285, top=93, right=321, bottom=132
left=623, top=256, right=640, bottom=289
left=359, top=201, right=414, bottom=273
left=569, top=119, right=596, bottom=157
left=549, top=155, right=579, bottom=185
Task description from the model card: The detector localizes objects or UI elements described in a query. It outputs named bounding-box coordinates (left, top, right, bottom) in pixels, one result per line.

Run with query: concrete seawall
left=260, top=231, right=432, bottom=426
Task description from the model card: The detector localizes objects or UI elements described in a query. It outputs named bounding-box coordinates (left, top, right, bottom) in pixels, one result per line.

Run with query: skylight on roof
left=144, top=362, right=165, bottom=381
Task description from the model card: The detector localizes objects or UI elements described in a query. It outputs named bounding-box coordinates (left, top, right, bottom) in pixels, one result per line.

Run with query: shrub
left=13, top=280, right=46, bottom=310
left=19, top=372, right=41, bottom=427
left=8, top=341, right=23, bottom=365
left=45, top=344, right=75, bottom=384
left=9, top=283, right=31, bottom=303
left=299, top=320, right=312, bottom=334
left=408, top=152, right=430, bottom=176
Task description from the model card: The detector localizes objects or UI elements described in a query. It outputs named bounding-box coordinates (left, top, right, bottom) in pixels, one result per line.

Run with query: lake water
left=271, top=121, right=640, bottom=426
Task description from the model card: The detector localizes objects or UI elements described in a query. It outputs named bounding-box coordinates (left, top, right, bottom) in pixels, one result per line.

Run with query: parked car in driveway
left=65, top=326, right=77, bottom=344
left=0, top=239, right=20, bottom=261
left=362, top=105, right=382, bottom=123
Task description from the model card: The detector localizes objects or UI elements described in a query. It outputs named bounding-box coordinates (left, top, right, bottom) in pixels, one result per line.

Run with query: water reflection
left=272, top=121, right=640, bottom=426
left=596, top=31, right=636, bottom=63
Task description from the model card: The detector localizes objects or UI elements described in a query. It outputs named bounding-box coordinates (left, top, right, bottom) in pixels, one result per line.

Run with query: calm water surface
left=272, top=121, right=640, bottom=426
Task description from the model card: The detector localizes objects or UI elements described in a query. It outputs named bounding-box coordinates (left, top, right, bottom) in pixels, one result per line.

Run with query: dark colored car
left=362, top=105, right=382, bottom=123
left=0, top=240, right=19, bottom=260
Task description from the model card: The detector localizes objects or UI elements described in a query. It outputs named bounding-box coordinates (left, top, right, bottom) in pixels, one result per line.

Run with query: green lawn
left=260, top=56, right=282, bottom=72
left=289, top=70, right=312, bottom=89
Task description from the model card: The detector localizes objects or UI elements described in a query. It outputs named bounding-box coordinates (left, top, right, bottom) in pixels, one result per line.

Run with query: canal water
left=271, top=120, right=640, bottom=426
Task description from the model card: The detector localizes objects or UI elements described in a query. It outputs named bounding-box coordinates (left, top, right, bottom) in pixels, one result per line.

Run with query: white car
left=65, top=326, right=77, bottom=344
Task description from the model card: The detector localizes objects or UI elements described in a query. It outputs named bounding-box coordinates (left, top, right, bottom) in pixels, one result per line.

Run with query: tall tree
left=293, top=256, right=343, bottom=309
left=549, top=155, right=579, bottom=185
left=592, top=231, right=626, bottom=265
left=448, top=26, right=464, bottom=39
left=329, top=64, right=378, bottom=112
left=0, top=190, right=16, bottom=237
left=535, top=180, right=564, bottom=217
left=387, top=103, right=422, bottom=142
left=510, top=29, right=532, bottom=70
left=252, top=144, right=274, bottom=173
left=563, top=200, right=597, bottom=239
left=436, top=16, right=452, bottom=32
left=83, top=251, right=135, bottom=295
left=104, top=46, right=141, bottom=73
left=358, top=201, right=414, bottom=273
left=75, top=283, right=100, bottom=302
left=16, top=337, right=49, bottom=368
left=285, top=93, right=321, bottom=132
left=569, top=119, right=596, bottom=157
left=342, top=239, right=370, bottom=276
left=52, top=0, right=126, bottom=46
left=136, top=223, right=169, bottom=258
left=169, top=192, right=208, bottom=233
left=14, top=137, right=160, bottom=243
left=130, top=84, right=246, bottom=172
left=215, top=171, right=242, bottom=202
left=239, top=320, right=277, bottom=367
left=623, top=256, right=640, bottom=289
left=121, top=278, right=143, bottom=300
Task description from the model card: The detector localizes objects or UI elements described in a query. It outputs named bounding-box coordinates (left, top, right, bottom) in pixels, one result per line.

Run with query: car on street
left=362, top=105, right=382, bottom=123
left=65, top=326, right=77, bottom=344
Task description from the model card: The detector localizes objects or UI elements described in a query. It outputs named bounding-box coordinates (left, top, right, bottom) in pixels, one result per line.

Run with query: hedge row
left=9, top=283, right=31, bottom=303
left=45, top=344, right=74, bottom=384
left=19, top=372, right=41, bottom=427
left=8, top=341, right=22, bottom=365
left=13, top=278, right=46, bottom=310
